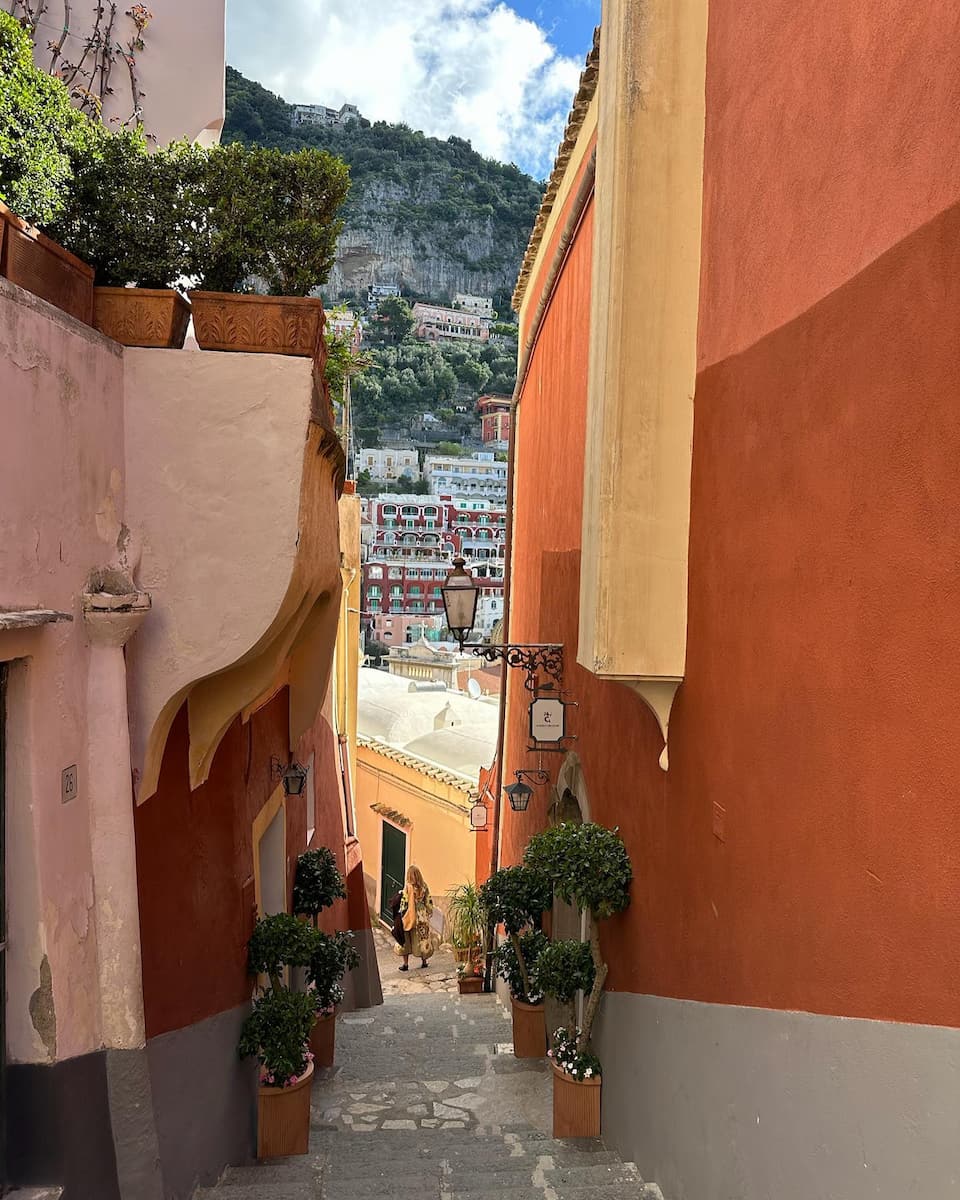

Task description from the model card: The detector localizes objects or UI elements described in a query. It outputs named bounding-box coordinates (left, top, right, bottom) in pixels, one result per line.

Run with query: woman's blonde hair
left=406, top=865, right=426, bottom=894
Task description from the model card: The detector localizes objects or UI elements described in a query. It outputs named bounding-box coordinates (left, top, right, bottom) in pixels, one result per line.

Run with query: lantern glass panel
left=441, top=557, right=479, bottom=644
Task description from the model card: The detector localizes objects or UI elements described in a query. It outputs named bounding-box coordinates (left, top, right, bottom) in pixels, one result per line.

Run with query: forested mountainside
left=223, top=67, right=544, bottom=312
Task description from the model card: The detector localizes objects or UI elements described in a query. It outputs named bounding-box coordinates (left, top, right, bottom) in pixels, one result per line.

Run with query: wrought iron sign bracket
left=468, top=643, right=564, bottom=692
left=516, top=768, right=551, bottom=786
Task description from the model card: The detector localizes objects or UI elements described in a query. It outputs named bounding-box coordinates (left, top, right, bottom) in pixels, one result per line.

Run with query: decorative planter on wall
left=511, top=997, right=546, bottom=1058
left=458, top=976, right=484, bottom=995
left=189, top=291, right=324, bottom=356
left=93, top=287, right=191, bottom=348
left=0, top=201, right=93, bottom=325
left=257, top=1062, right=314, bottom=1158
left=552, top=1065, right=601, bottom=1139
left=309, top=1011, right=336, bottom=1068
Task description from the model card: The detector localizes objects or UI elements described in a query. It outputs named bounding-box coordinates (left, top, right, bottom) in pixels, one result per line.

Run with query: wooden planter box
left=458, top=976, right=484, bottom=994
left=189, top=291, right=324, bottom=356
left=309, top=1011, right=336, bottom=1069
left=257, top=1062, right=314, bottom=1159
left=511, top=997, right=546, bottom=1058
left=93, top=287, right=191, bottom=348
left=552, top=1064, right=601, bottom=1139
left=0, top=201, right=93, bottom=324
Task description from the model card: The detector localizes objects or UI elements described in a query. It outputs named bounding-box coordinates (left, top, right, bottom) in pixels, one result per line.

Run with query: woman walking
left=398, top=865, right=434, bottom=971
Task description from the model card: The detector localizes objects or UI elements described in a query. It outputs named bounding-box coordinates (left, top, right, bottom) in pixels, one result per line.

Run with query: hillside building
left=412, top=301, right=491, bottom=344
left=366, top=283, right=401, bottom=313
left=477, top=394, right=512, bottom=447
left=291, top=101, right=361, bottom=129
left=423, top=451, right=507, bottom=501
left=453, top=292, right=495, bottom=317
left=357, top=447, right=420, bottom=483
left=361, top=494, right=507, bottom=561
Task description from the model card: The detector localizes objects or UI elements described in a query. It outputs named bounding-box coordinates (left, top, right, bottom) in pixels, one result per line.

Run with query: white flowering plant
left=547, top=1026, right=602, bottom=1082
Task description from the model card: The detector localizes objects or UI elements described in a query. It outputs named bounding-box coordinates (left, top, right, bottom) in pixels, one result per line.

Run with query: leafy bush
left=549, top=1025, right=601, bottom=1083
left=306, top=930, right=360, bottom=1013
left=524, top=822, right=631, bottom=920
left=479, top=865, right=551, bottom=936
left=446, top=881, right=486, bottom=956
left=0, top=10, right=101, bottom=226
left=247, top=913, right=319, bottom=990
left=293, top=847, right=347, bottom=920
left=238, top=987, right=316, bottom=1088
left=188, top=142, right=350, bottom=295
left=495, top=929, right=548, bottom=1004
left=535, top=939, right=595, bottom=1007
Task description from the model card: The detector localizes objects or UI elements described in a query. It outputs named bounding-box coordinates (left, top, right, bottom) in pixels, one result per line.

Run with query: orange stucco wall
left=698, top=0, right=960, bottom=368
left=506, top=116, right=960, bottom=1028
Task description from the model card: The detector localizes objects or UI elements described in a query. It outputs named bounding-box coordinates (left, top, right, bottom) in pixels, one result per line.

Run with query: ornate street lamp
left=271, top=756, right=309, bottom=796
left=504, top=777, right=533, bottom=812
left=441, top=556, right=479, bottom=651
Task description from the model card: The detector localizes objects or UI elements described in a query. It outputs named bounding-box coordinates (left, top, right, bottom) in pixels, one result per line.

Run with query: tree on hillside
left=377, top=296, right=416, bottom=343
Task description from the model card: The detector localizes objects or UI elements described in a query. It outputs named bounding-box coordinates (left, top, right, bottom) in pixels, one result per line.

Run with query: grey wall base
left=147, top=1003, right=257, bottom=1200
left=341, top=925, right=383, bottom=1012
left=594, top=992, right=960, bottom=1200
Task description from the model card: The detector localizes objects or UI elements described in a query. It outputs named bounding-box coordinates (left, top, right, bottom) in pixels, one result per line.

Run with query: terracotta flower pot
left=552, top=1063, right=601, bottom=1139
left=458, top=976, right=484, bottom=994
left=511, top=997, right=546, bottom=1058
left=93, top=287, right=191, bottom=348
left=257, top=1061, right=314, bottom=1159
left=309, top=1011, right=336, bottom=1068
left=189, top=291, right=324, bottom=356
left=0, top=201, right=93, bottom=325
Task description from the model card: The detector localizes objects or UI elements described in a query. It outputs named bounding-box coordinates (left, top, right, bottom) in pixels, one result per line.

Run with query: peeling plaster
left=29, top=955, right=57, bottom=1061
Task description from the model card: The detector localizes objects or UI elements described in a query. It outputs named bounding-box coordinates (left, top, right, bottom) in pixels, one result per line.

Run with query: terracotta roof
left=513, top=26, right=600, bottom=312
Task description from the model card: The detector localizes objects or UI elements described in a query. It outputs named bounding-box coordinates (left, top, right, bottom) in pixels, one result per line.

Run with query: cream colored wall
left=578, top=0, right=708, bottom=764
left=123, top=351, right=343, bottom=802
left=336, top=491, right=362, bottom=822
left=355, top=747, right=475, bottom=923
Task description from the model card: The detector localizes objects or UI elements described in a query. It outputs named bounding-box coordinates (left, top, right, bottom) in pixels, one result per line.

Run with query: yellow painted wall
left=355, top=744, right=475, bottom=928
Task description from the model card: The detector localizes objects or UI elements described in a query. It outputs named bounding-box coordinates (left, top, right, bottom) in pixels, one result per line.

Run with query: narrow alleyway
left=195, top=954, right=660, bottom=1199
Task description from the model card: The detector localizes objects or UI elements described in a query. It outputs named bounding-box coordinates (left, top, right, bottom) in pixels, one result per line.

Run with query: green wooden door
left=379, top=823, right=406, bottom=924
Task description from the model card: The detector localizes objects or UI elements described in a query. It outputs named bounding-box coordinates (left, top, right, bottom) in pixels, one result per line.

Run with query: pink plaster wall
left=25, top=0, right=226, bottom=146
left=0, top=278, right=126, bottom=1062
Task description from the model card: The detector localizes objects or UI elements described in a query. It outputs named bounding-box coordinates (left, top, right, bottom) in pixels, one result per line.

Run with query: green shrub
left=535, top=939, right=595, bottom=1007
left=495, top=929, right=548, bottom=1004
left=306, top=930, right=360, bottom=1013
left=446, top=881, right=487, bottom=955
left=293, top=847, right=347, bottom=920
left=247, top=913, right=319, bottom=990
left=0, top=11, right=101, bottom=226
left=188, top=143, right=350, bottom=295
left=238, top=987, right=316, bottom=1087
left=480, top=865, right=551, bottom=1001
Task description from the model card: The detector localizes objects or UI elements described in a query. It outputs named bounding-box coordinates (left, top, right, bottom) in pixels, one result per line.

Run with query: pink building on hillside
left=412, top=301, right=491, bottom=343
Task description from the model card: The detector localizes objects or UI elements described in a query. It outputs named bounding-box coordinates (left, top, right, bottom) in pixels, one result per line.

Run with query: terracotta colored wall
left=506, top=177, right=960, bottom=1028
left=698, top=0, right=960, bottom=368
left=136, top=685, right=352, bottom=1039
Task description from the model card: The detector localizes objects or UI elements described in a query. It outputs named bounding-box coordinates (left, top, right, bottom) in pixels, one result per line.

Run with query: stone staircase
left=194, top=991, right=662, bottom=1200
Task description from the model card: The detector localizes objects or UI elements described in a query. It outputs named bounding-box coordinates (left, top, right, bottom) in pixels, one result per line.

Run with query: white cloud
left=226, top=0, right=583, bottom=177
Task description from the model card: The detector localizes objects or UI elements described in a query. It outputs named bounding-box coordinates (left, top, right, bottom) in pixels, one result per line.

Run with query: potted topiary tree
left=305, top=930, right=360, bottom=1066
left=50, top=132, right=201, bottom=347
left=446, top=881, right=485, bottom=962
left=524, top=822, right=632, bottom=1138
left=494, top=928, right=549, bottom=1018
left=479, top=865, right=552, bottom=1056
left=188, top=143, right=350, bottom=357
left=292, top=847, right=351, bottom=1065
left=240, top=913, right=320, bottom=1158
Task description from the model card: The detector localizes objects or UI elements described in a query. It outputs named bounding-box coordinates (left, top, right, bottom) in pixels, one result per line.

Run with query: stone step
left=330, top=1149, right=624, bottom=1176
left=222, top=1162, right=323, bottom=1186
left=195, top=1185, right=316, bottom=1200
left=443, top=1189, right=645, bottom=1200
left=450, top=1165, right=641, bottom=1191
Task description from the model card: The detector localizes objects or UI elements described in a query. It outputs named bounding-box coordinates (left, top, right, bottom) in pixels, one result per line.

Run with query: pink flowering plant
left=548, top=1026, right=601, bottom=1082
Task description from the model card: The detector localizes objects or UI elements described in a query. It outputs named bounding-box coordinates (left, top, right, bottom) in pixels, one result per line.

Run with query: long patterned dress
left=399, top=884, right=435, bottom=960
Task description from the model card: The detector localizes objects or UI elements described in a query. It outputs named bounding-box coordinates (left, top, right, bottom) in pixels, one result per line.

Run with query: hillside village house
left=358, top=447, right=420, bottom=483
left=496, top=6, right=960, bottom=1200
left=423, top=452, right=507, bottom=501
left=412, top=301, right=491, bottom=344
left=477, top=394, right=512, bottom=448
left=452, top=292, right=494, bottom=317
left=0, top=16, right=379, bottom=1197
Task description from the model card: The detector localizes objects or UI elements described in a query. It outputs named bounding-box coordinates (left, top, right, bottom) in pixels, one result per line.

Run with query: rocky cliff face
left=323, top=179, right=528, bottom=303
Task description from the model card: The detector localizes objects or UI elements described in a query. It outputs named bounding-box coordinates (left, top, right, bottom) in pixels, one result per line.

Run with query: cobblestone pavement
left=196, top=983, right=662, bottom=1199
left=373, top=923, right=459, bottom=997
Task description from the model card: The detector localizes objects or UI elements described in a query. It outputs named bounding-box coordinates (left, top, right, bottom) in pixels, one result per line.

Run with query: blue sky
left=227, top=1, right=601, bottom=178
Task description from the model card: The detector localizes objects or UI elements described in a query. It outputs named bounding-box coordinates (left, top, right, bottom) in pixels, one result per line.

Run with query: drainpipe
left=82, top=583, right=152, bottom=1049
left=490, top=148, right=598, bottom=882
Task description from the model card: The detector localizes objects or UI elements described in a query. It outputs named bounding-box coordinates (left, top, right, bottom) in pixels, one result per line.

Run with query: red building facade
left=501, top=6, right=960, bottom=1200
left=477, top=394, right=511, bottom=446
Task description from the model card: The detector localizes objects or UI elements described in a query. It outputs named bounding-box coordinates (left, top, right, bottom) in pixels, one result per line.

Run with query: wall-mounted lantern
left=469, top=795, right=489, bottom=830
left=271, top=756, right=309, bottom=797
left=440, top=556, right=479, bottom=651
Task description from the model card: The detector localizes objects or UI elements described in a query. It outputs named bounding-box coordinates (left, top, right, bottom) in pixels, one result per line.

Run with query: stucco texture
left=0, top=280, right=125, bottom=1063
left=506, top=164, right=960, bottom=1030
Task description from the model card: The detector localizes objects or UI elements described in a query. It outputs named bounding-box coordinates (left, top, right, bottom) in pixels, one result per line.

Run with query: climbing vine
left=8, top=1, right=153, bottom=129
